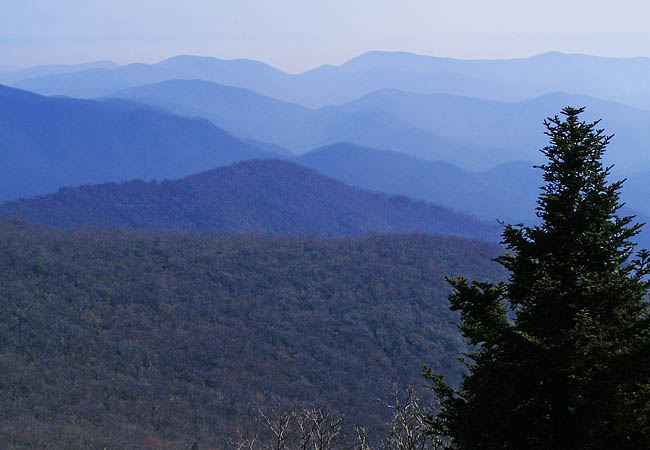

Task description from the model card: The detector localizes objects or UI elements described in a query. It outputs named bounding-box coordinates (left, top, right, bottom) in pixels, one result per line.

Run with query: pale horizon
left=3, top=0, right=650, bottom=73
left=5, top=33, right=650, bottom=74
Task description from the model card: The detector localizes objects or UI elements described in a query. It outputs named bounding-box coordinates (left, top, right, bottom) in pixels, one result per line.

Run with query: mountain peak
left=0, top=158, right=499, bottom=241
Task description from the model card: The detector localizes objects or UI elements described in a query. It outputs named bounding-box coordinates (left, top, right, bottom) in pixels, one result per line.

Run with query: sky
left=2, top=0, right=650, bottom=72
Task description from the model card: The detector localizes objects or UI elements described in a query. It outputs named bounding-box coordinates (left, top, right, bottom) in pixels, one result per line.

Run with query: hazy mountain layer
left=9, top=51, right=650, bottom=109
left=333, top=51, right=650, bottom=109
left=111, top=79, right=485, bottom=166
left=0, top=160, right=500, bottom=242
left=295, top=143, right=537, bottom=223
left=10, top=56, right=290, bottom=100
left=0, top=85, right=271, bottom=201
left=0, top=61, right=119, bottom=85
left=294, top=143, right=650, bottom=248
left=111, top=80, right=650, bottom=172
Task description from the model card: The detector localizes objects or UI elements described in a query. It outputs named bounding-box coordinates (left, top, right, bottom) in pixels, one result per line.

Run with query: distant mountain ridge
left=8, top=51, right=650, bottom=109
left=109, top=79, right=509, bottom=169
left=0, top=159, right=500, bottom=242
left=0, top=84, right=271, bottom=201
left=336, top=51, right=650, bottom=108
left=293, top=143, right=650, bottom=248
left=295, top=143, right=538, bottom=223
left=110, top=79, right=650, bottom=172
left=0, top=61, right=119, bottom=85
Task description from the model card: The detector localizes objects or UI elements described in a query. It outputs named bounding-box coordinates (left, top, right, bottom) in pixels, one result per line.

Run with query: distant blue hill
left=0, top=61, right=119, bottom=85
left=0, top=65, right=17, bottom=73
left=295, top=143, right=537, bottom=223
left=109, top=79, right=502, bottom=169
left=0, top=85, right=272, bottom=202
left=294, top=143, right=650, bottom=248
left=11, top=56, right=290, bottom=101
left=0, top=159, right=500, bottom=242
left=336, top=51, right=650, bottom=109
left=110, top=80, right=650, bottom=172
left=335, top=89, right=650, bottom=172
left=10, top=51, right=650, bottom=109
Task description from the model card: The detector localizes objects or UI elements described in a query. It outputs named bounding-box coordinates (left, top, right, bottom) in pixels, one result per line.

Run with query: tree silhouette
left=425, top=107, right=650, bottom=449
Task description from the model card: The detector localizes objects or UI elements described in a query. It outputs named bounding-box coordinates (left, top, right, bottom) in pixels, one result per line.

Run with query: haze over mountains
left=4, top=48, right=650, bottom=448
left=3, top=50, right=649, bottom=233
left=0, top=85, right=270, bottom=201
left=0, top=61, right=120, bottom=85
left=3, top=47, right=650, bottom=237
left=112, top=79, right=489, bottom=167
left=296, top=143, right=538, bottom=222
left=293, top=143, right=650, bottom=248
left=109, top=79, right=650, bottom=173
left=5, top=51, right=650, bottom=110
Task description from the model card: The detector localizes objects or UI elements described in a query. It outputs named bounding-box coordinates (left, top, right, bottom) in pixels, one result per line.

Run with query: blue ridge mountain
left=8, top=51, right=650, bottom=109
left=329, top=51, right=650, bottom=109
left=0, top=61, right=119, bottom=85
left=0, top=85, right=272, bottom=202
left=9, top=56, right=290, bottom=100
left=108, top=80, right=505, bottom=169
left=110, top=79, right=650, bottom=172
left=0, top=159, right=500, bottom=242
left=295, top=143, right=536, bottom=223
left=294, top=143, right=650, bottom=249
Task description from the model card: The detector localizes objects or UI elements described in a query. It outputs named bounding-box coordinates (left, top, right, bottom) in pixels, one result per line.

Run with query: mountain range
left=295, top=143, right=538, bottom=223
left=294, top=143, right=650, bottom=248
left=0, top=61, right=120, bottom=85
left=109, top=79, right=650, bottom=173
left=3, top=52, right=649, bottom=230
left=5, top=51, right=650, bottom=110
left=0, top=159, right=500, bottom=242
left=0, top=85, right=271, bottom=201
left=4, top=49, right=650, bottom=448
left=112, top=79, right=490, bottom=167
left=3, top=80, right=648, bottom=242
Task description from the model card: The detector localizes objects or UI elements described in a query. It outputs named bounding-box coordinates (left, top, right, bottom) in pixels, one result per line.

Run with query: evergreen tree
left=425, top=107, right=650, bottom=449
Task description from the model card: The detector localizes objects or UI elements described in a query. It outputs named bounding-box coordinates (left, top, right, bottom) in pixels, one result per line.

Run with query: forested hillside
left=0, top=220, right=505, bottom=448
left=0, top=160, right=500, bottom=241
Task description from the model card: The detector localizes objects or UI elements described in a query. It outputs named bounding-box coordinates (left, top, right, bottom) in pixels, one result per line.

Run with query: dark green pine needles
left=425, top=107, right=650, bottom=449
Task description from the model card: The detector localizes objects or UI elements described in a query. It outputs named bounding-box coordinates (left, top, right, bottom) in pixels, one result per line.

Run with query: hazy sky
left=2, top=0, right=650, bottom=72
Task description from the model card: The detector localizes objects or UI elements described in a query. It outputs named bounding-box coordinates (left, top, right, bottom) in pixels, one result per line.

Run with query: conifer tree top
left=426, top=107, right=650, bottom=449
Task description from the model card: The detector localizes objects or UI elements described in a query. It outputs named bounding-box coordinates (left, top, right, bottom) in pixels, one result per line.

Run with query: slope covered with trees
left=0, top=160, right=500, bottom=241
left=0, top=220, right=504, bottom=448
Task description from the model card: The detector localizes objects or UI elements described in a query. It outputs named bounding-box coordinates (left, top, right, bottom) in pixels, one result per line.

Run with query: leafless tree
left=232, top=403, right=343, bottom=450
left=380, top=387, right=443, bottom=450
left=295, top=406, right=344, bottom=450
left=231, top=387, right=444, bottom=450
left=257, top=403, right=296, bottom=450
left=353, top=427, right=373, bottom=450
